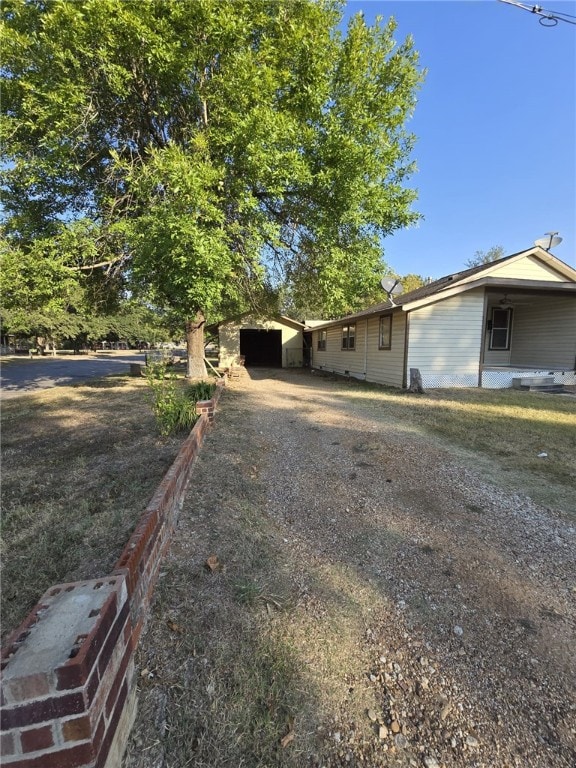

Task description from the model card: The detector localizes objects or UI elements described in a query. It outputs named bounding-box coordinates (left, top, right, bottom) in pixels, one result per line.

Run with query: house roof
left=210, top=313, right=306, bottom=333
left=309, top=246, right=576, bottom=329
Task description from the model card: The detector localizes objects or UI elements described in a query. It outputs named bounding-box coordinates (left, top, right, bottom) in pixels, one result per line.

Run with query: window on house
left=341, top=324, right=356, bottom=350
left=378, top=315, right=392, bottom=350
left=317, top=329, right=327, bottom=351
left=489, top=307, right=512, bottom=350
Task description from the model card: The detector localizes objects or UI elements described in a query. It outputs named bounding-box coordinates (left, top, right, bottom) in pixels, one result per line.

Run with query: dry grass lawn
left=1, top=375, right=183, bottom=640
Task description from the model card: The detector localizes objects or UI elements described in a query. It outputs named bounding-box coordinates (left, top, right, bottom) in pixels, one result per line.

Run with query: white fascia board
left=464, top=247, right=576, bottom=282
left=278, top=316, right=307, bottom=329
left=402, top=277, right=576, bottom=311
left=530, top=247, right=576, bottom=280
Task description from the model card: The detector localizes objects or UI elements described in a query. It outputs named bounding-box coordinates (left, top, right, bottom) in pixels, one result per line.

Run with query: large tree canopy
left=1, top=0, right=424, bottom=376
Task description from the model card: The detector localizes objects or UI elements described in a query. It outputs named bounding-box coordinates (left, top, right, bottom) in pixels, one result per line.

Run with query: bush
left=187, top=380, right=216, bottom=402
left=145, top=363, right=216, bottom=436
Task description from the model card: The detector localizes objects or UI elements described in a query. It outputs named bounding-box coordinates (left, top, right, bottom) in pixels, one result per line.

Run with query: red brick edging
left=0, top=378, right=226, bottom=768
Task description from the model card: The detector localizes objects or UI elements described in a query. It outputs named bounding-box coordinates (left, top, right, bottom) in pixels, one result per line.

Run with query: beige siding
left=483, top=345, right=511, bottom=366
left=365, top=313, right=406, bottom=387
left=219, top=316, right=303, bottom=368
left=312, top=322, right=366, bottom=378
left=510, top=296, right=576, bottom=367
left=311, top=312, right=406, bottom=386
left=489, top=254, right=567, bottom=281
left=310, top=271, right=575, bottom=390
left=407, top=291, right=485, bottom=387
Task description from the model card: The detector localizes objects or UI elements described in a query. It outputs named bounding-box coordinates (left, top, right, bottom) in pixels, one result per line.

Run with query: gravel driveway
left=124, top=368, right=575, bottom=768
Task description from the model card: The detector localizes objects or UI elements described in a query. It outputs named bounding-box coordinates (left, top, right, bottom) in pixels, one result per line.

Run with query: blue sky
left=342, top=0, right=576, bottom=279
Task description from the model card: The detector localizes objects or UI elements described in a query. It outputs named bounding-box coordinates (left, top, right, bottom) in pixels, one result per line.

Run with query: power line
left=498, top=0, right=576, bottom=26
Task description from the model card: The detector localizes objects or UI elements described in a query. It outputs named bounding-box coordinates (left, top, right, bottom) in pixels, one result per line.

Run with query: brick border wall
left=1, top=378, right=226, bottom=768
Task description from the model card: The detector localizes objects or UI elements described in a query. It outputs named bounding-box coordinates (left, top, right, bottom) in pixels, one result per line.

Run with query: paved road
left=0, top=353, right=145, bottom=398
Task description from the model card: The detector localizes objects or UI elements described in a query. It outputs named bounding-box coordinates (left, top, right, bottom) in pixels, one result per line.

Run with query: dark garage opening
left=240, top=329, right=282, bottom=367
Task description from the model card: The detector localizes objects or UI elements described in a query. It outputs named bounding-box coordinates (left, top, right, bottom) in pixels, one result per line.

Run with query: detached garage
left=217, top=315, right=305, bottom=369
left=240, top=329, right=282, bottom=367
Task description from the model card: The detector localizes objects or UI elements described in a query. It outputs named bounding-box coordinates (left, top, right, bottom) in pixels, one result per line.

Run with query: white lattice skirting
left=420, top=373, right=479, bottom=389
left=481, top=369, right=576, bottom=389
left=419, top=370, right=575, bottom=389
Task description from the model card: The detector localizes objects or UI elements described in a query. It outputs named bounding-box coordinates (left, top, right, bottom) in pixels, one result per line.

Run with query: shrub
left=187, top=380, right=216, bottom=402
left=145, top=364, right=216, bottom=436
left=145, top=363, right=196, bottom=436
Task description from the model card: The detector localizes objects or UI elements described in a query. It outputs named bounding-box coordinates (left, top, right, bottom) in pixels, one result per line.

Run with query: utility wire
left=498, top=0, right=576, bottom=26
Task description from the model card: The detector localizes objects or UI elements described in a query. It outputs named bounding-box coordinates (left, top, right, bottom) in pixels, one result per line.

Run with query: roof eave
left=213, top=313, right=305, bottom=330
left=402, top=277, right=576, bottom=311
left=308, top=303, right=399, bottom=330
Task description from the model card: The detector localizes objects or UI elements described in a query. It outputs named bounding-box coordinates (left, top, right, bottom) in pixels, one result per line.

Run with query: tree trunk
left=185, top=311, right=208, bottom=379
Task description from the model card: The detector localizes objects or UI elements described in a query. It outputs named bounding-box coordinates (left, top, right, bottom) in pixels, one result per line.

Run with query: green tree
left=0, top=222, right=168, bottom=349
left=348, top=271, right=426, bottom=313
left=1, top=0, right=424, bottom=377
left=465, top=245, right=505, bottom=269
left=398, top=273, right=426, bottom=294
left=1, top=235, right=83, bottom=349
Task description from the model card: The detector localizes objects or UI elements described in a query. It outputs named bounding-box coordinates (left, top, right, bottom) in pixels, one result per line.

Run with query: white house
left=309, top=246, right=576, bottom=389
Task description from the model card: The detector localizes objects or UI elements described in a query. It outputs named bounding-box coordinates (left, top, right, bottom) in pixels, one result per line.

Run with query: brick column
left=195, top=400, right=214, bottom=424
left=1, top=577, right=135, bottom=768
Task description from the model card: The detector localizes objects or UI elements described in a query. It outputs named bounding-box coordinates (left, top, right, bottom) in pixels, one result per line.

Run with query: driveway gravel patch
left=124, top=368, right=575, bottom=768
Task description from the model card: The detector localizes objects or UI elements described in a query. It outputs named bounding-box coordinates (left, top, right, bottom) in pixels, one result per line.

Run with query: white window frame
left=489, top=307, right=513, bottom=350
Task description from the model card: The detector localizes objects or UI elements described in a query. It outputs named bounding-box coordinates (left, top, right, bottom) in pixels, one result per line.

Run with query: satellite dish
left=381, top=277, right=403, bottom=307
left=535, top=232, right=562, bottom=251
left=381, top=278, right=403, bottom=295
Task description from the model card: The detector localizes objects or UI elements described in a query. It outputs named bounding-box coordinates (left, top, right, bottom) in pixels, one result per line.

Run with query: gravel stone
left=124, top=369, right=576, bottom=768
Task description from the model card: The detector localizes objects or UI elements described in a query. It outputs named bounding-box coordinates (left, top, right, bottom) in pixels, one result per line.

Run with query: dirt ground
left=123, top=368, right=576, bottom=768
